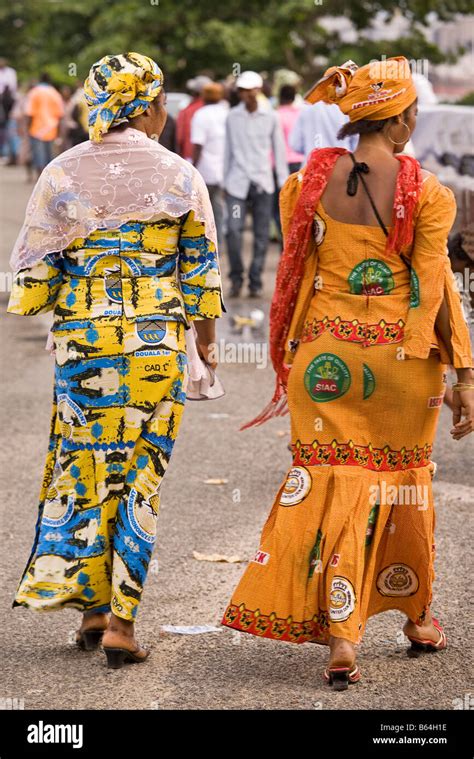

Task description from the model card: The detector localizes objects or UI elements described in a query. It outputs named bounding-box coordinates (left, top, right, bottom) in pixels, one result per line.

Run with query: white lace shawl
left=10, top=126, right=217, bottom=273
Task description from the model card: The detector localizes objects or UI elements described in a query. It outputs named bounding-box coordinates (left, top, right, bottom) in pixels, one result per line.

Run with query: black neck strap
left=347, top=152, right=389, bottom=238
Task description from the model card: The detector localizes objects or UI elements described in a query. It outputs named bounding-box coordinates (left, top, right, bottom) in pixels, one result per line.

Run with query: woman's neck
left=128, top=120, right=148, bottom=136
left=355, top=134, right=395, bottom=159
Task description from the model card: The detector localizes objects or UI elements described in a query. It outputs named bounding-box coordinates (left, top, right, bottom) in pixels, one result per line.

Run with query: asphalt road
left=0, top=165, right=472, bottom=710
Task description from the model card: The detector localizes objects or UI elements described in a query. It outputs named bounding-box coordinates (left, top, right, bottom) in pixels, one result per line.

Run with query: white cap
left=236, top=70, right=263, bottom=90
left=186, top=75, right=212, bottom=94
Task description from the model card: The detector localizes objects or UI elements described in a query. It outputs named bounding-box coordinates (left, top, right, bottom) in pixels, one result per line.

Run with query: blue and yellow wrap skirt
left=8, top=212, right=223, bottom=620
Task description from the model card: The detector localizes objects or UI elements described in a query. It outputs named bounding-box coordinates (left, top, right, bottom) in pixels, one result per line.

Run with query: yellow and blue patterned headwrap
left=84, top=52, right=164, bottom=142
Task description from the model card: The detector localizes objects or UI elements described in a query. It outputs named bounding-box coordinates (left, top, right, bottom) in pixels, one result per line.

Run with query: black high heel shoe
left=103, top=646, right=150, bottom=669
left=76, top=629, right=105, bottom=651
left=323, top=664, right=361, bottom=691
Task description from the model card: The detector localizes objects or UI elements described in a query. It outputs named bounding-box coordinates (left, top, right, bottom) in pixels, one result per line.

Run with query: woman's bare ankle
left=80, top=611, right=109, bottom=631
left=329, top=635, right=356, bottom=666
left=404, top=612, right=440, bottom=641
left=106, top=613, right=135, bottom=638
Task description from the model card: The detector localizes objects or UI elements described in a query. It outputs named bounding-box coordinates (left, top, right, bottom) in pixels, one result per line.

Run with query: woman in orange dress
left=221, top=58, right=473, bottom=690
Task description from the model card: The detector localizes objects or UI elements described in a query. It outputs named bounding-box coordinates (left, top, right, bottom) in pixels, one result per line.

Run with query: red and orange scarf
left=241, top=146, right=422, bottom=430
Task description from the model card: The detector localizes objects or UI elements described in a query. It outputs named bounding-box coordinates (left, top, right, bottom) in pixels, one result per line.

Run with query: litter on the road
left=203, top=478, right=228, bottom=485
left=161, top=625, right=222, bottom=635
left=193, top=551, right=244, bottom=563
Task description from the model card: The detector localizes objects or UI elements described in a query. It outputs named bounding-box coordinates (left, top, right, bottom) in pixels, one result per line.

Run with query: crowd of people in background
left=2, top=57, right=471, bottom=307
left=160, top=68, right=360, bottom=297
left=0, top=59, right=88, bottom=180
left=0, top=58, right=362, bottom=298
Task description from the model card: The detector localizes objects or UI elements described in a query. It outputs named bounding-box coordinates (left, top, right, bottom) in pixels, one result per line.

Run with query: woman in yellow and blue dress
left=7, top=53, right=224, bottom=669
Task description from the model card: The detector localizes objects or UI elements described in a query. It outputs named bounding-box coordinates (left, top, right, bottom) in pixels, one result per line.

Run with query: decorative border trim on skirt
left=292, top=439, right=433, bottom=471
left=221, top=603, right=331, bottom=645
left=301, top=316, right=405, bottom=347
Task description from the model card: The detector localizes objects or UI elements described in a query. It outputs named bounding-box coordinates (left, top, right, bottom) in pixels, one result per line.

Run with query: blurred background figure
left=0, top=57, right=18, bottom=164
left=273, top=68, right=304, bottom=107
left=60, top=84, right=73, bottom=107
left=258, top=78, right=274, bottom=110
left=10, top=82, right=34, bottom=180
left=225, top=77, right=241, bottom=109
left=58, top=84, right=73, bottom=149
left=277, top=84, right=304, bottom=174
left=224, top=70, right=288, bottom=297
left=443, top=226, right=474, bottom=412
left=191, top=82, right=229, bottom=249
left=25, top=72, right=64, bottom=177
left=0, top=57, right=17, bottom=95
left=449, top=224, right=474, bottom=342
left=176, top=74, right=211, bottom=160
left=289, top=100, right=358, bottom=164
left=272, top=84, right=304, bottom=240
left=63, top=81, right=89, bottom=147
left=158, top=111, right=176, bottom=152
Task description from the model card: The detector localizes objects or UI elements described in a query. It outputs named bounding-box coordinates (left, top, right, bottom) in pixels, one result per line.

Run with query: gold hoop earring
left=387, top=122, right=410, bottom=146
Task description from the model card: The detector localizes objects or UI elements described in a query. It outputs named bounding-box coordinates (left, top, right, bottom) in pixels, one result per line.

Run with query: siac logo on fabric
left=280, top=466, right=312, bottom=506
left=348, top=259, right=394, bottom=296
left=304, top=353, right=351, bottom=402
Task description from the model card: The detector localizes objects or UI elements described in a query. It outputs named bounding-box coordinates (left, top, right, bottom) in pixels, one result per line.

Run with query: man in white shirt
left=191, top=83, right=229, bottom=250
left=289, top=101, right=358, bottom=163
left=224, top=71, right=288, bottom=297
left=0, top=58, right=17, bottom=96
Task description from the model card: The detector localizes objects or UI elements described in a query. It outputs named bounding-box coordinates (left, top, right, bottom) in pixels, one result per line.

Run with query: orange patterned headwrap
left=304, top=57, right=417, bottom=122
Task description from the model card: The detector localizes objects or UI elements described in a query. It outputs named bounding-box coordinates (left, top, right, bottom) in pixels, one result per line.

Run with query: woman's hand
left=450, top=389, right=474, bottom=440
left=197, top=342, right=218, bottom=369
left=193, top=318, right=218, bottom=368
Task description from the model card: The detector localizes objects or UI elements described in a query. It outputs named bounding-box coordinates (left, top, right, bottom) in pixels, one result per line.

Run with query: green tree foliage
left=0, top=0, right=470, bottom=87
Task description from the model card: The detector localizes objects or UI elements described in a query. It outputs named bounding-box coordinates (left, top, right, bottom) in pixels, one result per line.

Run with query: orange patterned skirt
left=221, top=323, right=445, bottom=645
